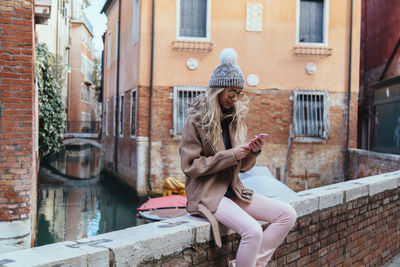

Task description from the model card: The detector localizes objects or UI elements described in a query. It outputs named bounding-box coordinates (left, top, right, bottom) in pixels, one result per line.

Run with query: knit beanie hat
left=208, top=48, right=245, bottom=89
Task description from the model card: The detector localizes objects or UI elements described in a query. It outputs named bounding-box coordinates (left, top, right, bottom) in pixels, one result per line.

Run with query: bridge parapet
left=63, top=120, right=101, bottom=147
left=65, top=121, right=101, bottom=134
left=1, top=171, right=399, bottom=266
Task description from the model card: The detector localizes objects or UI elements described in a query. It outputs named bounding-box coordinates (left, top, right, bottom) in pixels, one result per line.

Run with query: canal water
left=35, top=144, right=148, bottom=247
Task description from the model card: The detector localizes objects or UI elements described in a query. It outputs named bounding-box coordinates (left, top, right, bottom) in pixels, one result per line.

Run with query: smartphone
left=248, top=133, right=268, bottom=146
left=256, top=133, right=268, bottom=140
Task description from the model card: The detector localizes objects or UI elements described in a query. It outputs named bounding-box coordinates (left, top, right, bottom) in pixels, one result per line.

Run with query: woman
left=179, top=48, right=297, bottom=267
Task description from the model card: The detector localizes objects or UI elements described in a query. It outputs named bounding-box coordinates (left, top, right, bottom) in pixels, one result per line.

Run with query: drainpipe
left=344, top=0, right=354, bottom=181
left=147, top=0, right=155, bottom=191
left=114, top=0, right=122, bottom=173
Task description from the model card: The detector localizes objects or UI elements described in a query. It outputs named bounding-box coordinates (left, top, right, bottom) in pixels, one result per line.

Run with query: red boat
left=137, top=195, right=188, bottom=221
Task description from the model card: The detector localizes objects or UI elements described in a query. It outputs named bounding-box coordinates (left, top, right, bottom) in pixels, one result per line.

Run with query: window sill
left=293, top=137, right=327, bottom=143
left=170, top=131, right=182, bottom=141
left=293, top=46, right=332, bottom=57
left=172, top=41, right=213, bottom=52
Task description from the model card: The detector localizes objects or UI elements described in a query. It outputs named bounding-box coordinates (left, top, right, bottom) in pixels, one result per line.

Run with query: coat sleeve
left=179, top=117, right=238, bottom=179
left=240, top=151, right=258, bottom=173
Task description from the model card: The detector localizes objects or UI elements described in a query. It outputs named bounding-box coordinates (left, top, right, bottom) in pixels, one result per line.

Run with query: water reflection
left=35, top=145, right=148, bottom=247
left=47, top=144, right=101, bottom=179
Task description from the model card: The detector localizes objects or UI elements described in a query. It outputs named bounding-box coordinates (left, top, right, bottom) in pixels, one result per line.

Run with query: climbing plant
left=35, top=43, right=65, bottom=157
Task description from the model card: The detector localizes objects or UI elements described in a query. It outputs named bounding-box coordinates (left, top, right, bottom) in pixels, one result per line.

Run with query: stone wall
left=349, top=149, right=400, bottom=179
left=0, top=171, right=399, bottom=266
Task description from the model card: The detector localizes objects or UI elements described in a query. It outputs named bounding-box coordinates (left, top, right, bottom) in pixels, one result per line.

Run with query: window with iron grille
left=173, top=85, right=207, bottom=136
left=293, top=90, right=329, bottom=140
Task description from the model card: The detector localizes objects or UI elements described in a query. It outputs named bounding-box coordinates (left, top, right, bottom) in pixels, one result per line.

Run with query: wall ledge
left=0, top=171, right=399, bottom=266
left=350, top=148, right=400, bottom=161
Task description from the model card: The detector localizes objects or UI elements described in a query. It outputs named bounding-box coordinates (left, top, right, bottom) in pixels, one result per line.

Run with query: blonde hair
left=190, top=88, right=249, bottom=147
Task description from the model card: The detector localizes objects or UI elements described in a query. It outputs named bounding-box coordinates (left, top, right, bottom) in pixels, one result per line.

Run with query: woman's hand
left=232, top=144, right=250, bottom=160
left=248, top=136, right=265, bottom=153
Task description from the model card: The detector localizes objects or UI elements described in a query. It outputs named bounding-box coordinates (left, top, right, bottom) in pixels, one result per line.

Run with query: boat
left=137, top=195, right=188, bottom=221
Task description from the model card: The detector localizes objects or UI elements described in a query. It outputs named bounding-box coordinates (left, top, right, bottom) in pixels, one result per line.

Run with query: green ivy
left=35, top=43, right=65, bottom=157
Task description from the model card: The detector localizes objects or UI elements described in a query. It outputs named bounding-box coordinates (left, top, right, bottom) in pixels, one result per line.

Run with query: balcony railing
left=35, top=0, right=52, bottom=24
left=65, top=121, right=101, bottom=134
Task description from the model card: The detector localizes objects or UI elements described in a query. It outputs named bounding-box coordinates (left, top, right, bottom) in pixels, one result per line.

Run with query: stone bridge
left=63, top=120, right=102, bottom=148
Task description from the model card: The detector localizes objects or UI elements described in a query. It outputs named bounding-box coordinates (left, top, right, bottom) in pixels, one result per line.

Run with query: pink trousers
left=214, top=193, right=297, bottom=267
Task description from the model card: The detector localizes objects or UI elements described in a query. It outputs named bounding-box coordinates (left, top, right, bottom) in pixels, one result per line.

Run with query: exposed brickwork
left=349, top=149, right=400, bottom=179
left=0, top=0, right=35, bottom=221
left=139, top=188, right=400, bottom=266
left=104, top=86, right=358, bottom=194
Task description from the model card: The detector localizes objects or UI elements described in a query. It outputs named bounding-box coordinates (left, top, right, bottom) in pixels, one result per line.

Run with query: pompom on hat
left=208, top=48, right=245, bottom=89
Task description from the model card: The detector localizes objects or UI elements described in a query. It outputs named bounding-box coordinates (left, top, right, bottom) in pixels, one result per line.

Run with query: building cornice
left=101, top=0, right=116, bottom=15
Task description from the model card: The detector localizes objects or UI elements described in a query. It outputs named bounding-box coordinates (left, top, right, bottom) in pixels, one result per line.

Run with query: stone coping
left=350, top=148, right=400, bottom=161
left=0, top=170, right=399, bottom=266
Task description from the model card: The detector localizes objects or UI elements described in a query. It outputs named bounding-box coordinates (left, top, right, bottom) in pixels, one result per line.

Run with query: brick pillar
left=0, top=0, right=38, bottom=253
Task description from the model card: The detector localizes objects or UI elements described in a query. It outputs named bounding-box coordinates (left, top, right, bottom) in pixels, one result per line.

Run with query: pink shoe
left=228, top=259, right=236, bottom=267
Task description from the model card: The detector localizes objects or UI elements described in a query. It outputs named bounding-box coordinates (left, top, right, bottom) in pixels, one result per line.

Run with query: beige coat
left=179, top=107, right=259, bottom=247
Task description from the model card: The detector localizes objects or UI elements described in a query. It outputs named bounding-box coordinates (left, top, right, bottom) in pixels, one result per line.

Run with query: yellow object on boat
left=163, top=176, right=185, bottom=196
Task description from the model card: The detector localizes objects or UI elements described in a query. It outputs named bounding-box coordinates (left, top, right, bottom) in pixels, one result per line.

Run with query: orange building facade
left=101, top=0, right=361, bottom=195
left=68, top=18, right=95, bottom=131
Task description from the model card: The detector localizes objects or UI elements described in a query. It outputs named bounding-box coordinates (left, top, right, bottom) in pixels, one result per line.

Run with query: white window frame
left=107, top=31, right=111, bottom=68
left=296, top=0, right=329, bottom=46
left=119, top=93, right=125, bottom=137
left=105, top=99, right=110, bottom=136
left=292, top=89, right=330, bottom=142
left=176, top=0, right=211, bottom=41
left=130, top=88, right=137, bottom=138
left=132, top=0, right=140, bottom=45
left=173, top=85, right=207, bottom=136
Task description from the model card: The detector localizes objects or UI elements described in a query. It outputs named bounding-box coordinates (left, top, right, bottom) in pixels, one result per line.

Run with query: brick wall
left=0, top=0, right=37, bottom=252
left=349, top=148, right=400, bottom=179
left=103, top=86, right=358, bottom=194
left=138, top=173, right=400, bottom=267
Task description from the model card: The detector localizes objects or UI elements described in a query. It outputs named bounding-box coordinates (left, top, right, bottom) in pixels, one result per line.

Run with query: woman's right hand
left=232, top=144, right=250, bottom=160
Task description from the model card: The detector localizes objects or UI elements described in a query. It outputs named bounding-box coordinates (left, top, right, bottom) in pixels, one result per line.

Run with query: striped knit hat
left=208, top=48, right=244, bottom=89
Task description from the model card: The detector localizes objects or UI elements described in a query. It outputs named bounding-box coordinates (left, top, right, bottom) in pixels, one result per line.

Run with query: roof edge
left=100, top=0, right=116, bottom=15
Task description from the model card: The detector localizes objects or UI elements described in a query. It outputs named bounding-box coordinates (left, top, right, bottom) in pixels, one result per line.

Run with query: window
left=80, top=84, right=84, bottom=100
left=105, top=99, right=110, bottom=136
left=130, top=89, right=137, bottom=137
left=115, top=20, right=119, bottom=59
left=173, top=85, right=207, bottom=135
left=113, top=96, right=116, bottom=136
left=297, top=0, right=328, bottom=44
left=107, top=31, right=111, bottom=68
left=133, top=0, right=139, bottom=45
left=119, top=94, right=124, bottom=137
left=83, top=86, right=90, bottom=103
left=177, top=0, right=210, bottom=39
left=293, top=90, right=329, bottom=140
